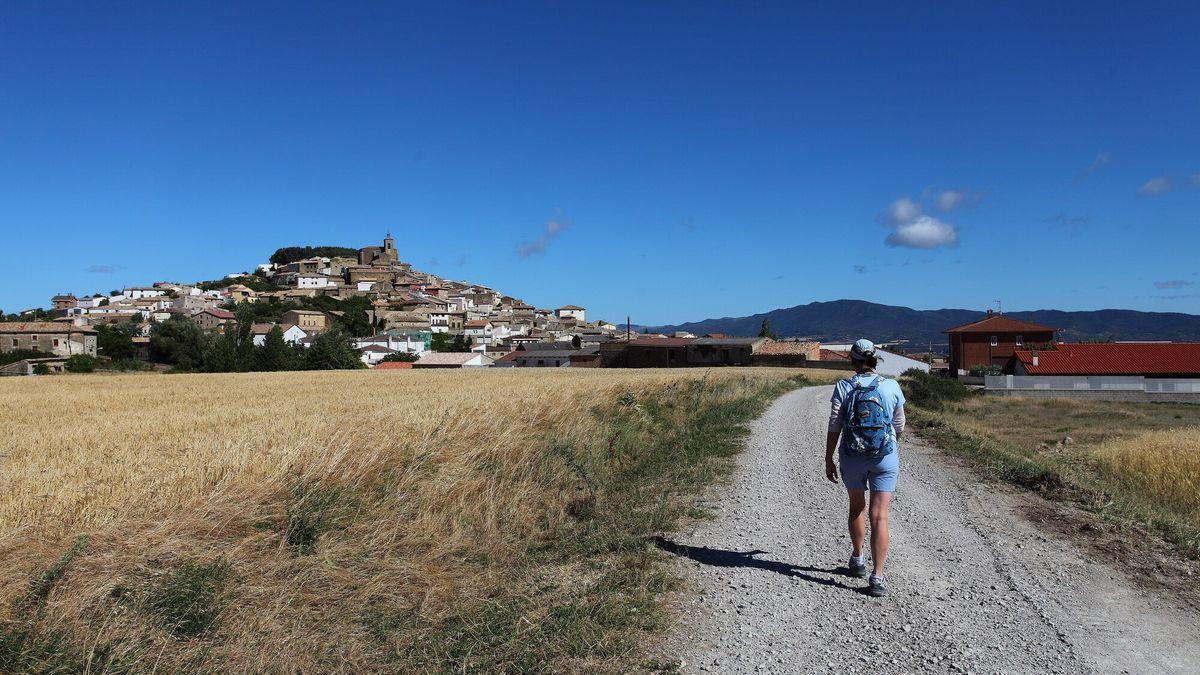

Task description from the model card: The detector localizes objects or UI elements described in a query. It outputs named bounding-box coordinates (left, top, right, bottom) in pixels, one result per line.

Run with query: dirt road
left=662, top=386, right=1200, bottom=674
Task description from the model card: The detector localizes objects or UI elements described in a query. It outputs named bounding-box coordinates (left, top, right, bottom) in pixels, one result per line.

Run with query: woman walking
left=824, top=339, right=906, bottom=597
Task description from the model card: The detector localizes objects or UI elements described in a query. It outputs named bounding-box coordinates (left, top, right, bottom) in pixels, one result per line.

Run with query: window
left=1015, top=335, right=1023, bottom=347
left=11, top=338, right=17, bottom=348
left=53, top=339, right=60, bottom=347
left=990, top=335, right=998, bottom=347
left=31, top=334, right=38, bottom=341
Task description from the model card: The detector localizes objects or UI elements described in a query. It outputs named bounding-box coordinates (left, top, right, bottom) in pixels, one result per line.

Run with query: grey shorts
left=839, top=449, right=899, bottom=492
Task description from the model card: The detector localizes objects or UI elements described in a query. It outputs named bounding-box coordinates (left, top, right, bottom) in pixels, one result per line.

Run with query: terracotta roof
left=201, top=309, right=236, bottom=319
left=0, top=322, right=96, bottom=333
left=1011, top=343, right=1200, bottom=376
left=414, top=352, right=480, bottom=366
left=944, top=314, right=1058, bottom=334
left=557, top=305, right=584, bottom=310
left=755, top=340, right=820, bottom=355
left=250, top=323, right=276, bottom=334
left=820, top=349, right=851, bottom=361
left=373, top=361, right=413, bottom=370
left=464, top=320, right=491, bottom=328
left=359, top=345, right=396, bottom=353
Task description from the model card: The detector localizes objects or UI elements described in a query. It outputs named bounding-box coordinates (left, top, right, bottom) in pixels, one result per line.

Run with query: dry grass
left=1095, top=428, right=1200, bottom=518
left=903, top=373, right=1200, bottom=556
left=0, top=367, right=837, bottom=672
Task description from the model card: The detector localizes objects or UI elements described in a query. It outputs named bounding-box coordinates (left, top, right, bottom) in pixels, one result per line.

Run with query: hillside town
left=0, top=234, right=828, bottom=374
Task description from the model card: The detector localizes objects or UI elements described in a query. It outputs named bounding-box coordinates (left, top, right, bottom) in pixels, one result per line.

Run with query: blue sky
left=2, top=2, right=1198, bottom=324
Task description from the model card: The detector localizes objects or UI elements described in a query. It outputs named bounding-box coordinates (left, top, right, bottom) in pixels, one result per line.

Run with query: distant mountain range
left=647, top=300, right=1200, bottom=348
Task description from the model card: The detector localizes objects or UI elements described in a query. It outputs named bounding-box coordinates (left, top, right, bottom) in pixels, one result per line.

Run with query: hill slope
left=649, top=300, right=1200, bottom=345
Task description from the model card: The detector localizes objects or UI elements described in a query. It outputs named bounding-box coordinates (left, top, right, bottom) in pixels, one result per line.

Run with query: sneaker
left=848, top=555, right=868, bottom=578
left=866, top=574, right=888, bottom=598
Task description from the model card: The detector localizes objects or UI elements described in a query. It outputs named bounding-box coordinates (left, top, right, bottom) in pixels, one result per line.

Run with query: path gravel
left=663, top=386, right=1200, bottom=674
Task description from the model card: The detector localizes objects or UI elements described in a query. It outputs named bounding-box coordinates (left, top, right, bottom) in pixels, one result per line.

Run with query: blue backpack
left=841, top=376, right=896, bottom=458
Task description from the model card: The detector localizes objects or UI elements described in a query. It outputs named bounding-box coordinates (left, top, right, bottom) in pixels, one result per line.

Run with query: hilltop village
left=0, top=235, right=822, bottom=373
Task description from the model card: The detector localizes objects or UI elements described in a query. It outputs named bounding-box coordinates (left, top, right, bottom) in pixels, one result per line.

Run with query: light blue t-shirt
left=830, top=373, right=905, bottom=452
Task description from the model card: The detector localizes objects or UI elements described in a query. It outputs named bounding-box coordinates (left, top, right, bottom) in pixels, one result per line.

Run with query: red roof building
left=944, top=311, right=1058, bottom=376
left=1008, top=343, right=1200, bottom=377
left=373, top=361, right=413, bottom=370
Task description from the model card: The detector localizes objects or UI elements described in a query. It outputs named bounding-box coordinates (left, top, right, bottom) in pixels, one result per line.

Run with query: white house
left=354, top=333, right=427, bottom=356
left=250, top=323, right=310, bottom=347
left=296, top=274, right=332, bottom=289
left=358, top=345, right=396, bottom=366
left=492, top=324, right=526, bottom=342
left=124, top=286, right=166, bottom=300
left=446, top=296, right=472, bottom=312
left=463, top=320, right=493, bottom=345
left=75, top=296, right=105, bottom=309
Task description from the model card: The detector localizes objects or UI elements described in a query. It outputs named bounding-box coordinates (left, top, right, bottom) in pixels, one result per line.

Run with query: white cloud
left=1137, top=176, right=1171, bottom=197
left=885, top=215, right=959, bottom=249
left=1076, top=151, right=1111, bottom=180
left=934, top=190, right=965, bottom=212
left=880, top=197, right=922, bottom=225
left=1154, top=279, right=1191, bottom=290
left=516, top=211, right=572, bottom=258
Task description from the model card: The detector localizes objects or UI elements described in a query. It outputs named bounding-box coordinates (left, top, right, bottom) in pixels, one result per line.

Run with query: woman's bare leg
left=847, top=489, right=868, bottom=557
left=868, top=491, right=893, bottom=576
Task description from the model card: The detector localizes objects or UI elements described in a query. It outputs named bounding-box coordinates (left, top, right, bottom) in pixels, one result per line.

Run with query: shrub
left=378, top=351, right=419, bottom=363
left=32, top=363, right=51, bottom=376
left=900, top=369, right=971, bottom=409
left=64, top=354, right=99, bottom=373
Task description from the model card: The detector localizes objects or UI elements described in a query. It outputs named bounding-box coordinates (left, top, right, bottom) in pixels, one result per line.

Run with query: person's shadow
left=653, top=536, right=863, bottom=593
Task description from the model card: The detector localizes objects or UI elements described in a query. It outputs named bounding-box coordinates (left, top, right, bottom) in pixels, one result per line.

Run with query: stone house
left=280, top=309, right=328, bottom=333
left=191, top=309, right=236, bottom=333
left=0, top=322, right=97, bottom=357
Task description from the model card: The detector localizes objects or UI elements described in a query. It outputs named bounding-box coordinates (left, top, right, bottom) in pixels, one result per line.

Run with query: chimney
left=986, top=308, right=994, bottom=316
left=1032, top=351, right=1039, bottom=367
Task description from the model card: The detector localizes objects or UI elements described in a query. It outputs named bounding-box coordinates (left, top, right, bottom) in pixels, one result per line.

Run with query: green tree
left=202, top=333, right=237, bottom=373
left=149, top=315, right=211, bottom=371
left=431, top=332, right=472, bottom=352
left=64, top=354, right=99, bottom=373
left=94, top=319, right=139, bottom=361
left=378, top=351, right=420, bottom=363
left=758, top=318, right=778, bottom=340
left=232, top=305, right=257, bottom=371
left=305, top=326, right=365, bottom=370
left=257, top=325, right=296, bottom=371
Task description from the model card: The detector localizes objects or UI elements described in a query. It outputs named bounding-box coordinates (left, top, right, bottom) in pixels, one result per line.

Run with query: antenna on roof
left=993, top=299, right=1002, bottom=315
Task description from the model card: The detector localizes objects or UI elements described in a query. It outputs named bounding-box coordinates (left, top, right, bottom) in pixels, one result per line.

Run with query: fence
left=984, top=375, right=1200, bottom=403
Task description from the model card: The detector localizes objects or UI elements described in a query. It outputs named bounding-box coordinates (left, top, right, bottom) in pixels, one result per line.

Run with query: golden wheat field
left=1095, top=427, right=1200, bottom=517
left=1, top=367, right=829, bottom=672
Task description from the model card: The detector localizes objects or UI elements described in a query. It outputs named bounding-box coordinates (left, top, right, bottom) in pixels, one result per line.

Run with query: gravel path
left=663, top=386, right=1200, bottom=674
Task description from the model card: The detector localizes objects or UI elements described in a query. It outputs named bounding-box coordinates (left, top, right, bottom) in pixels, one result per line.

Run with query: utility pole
left=626, top=315, right=632, bottom=341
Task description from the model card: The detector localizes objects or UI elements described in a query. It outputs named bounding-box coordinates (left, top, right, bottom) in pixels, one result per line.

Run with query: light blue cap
left=850, top=339, right=876, bottom=361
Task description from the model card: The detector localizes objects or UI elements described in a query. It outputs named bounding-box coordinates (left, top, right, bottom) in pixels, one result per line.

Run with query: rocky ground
left=661, top=386, right=1200, bottom=674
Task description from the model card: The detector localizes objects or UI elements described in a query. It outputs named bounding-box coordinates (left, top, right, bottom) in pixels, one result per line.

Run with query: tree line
left=269, top=246, right=359, bottom=266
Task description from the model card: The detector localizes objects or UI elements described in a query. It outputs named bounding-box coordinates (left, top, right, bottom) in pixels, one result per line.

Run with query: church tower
left=380, top=232, right=399, bottom=263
